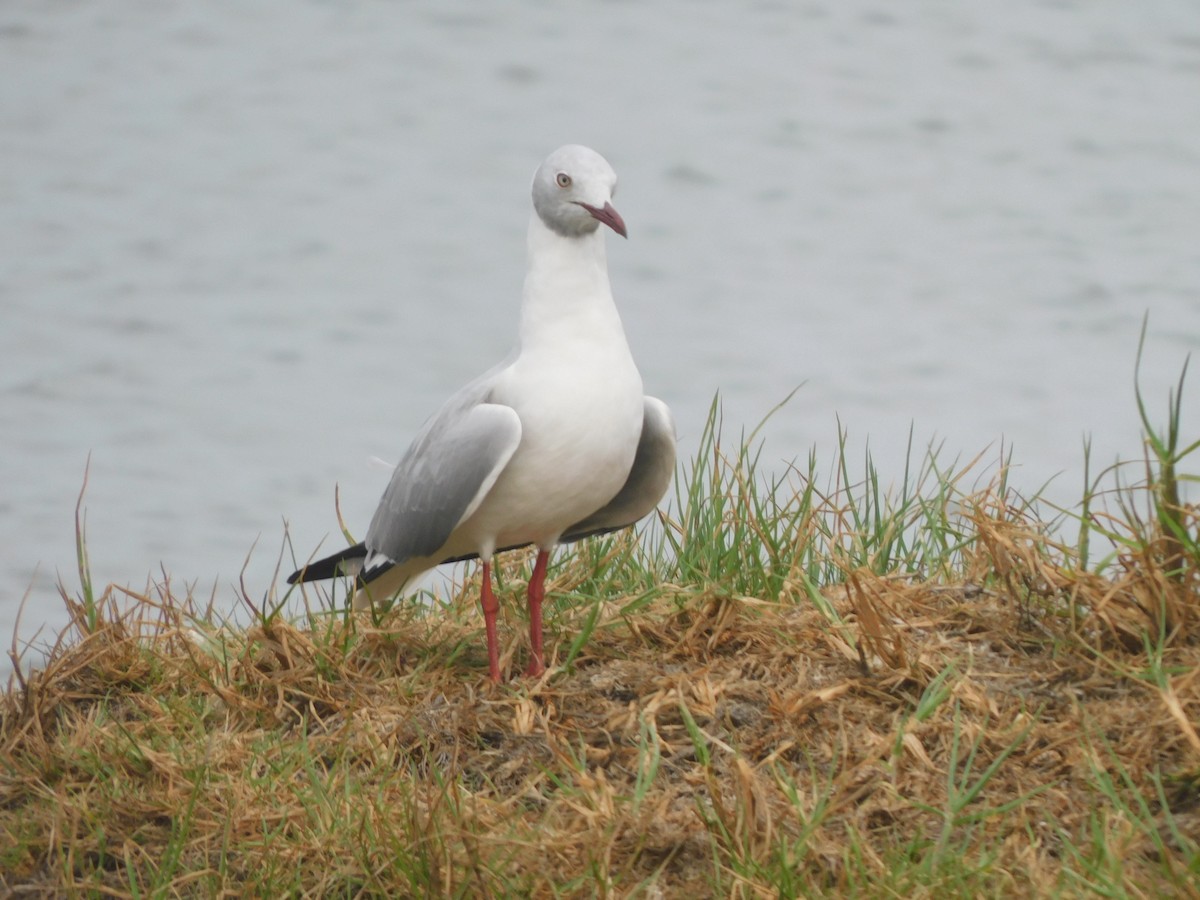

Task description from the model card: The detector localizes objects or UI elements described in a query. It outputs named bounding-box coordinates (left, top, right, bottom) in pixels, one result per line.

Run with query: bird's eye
left=555, top=172, right=572, bottom=188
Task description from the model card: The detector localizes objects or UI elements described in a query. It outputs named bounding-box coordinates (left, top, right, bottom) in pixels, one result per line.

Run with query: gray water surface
left=3, top=1, right=1199, bottom=661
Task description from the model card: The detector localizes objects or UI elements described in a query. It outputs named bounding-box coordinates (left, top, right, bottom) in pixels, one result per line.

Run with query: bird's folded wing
left=364, top=401, right=522, bottom=567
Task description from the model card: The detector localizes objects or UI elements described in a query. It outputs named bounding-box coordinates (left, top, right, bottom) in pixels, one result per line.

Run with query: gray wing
left=364, top=376, right=521, bottom=568
left=563, top=396, right=676, bottom=540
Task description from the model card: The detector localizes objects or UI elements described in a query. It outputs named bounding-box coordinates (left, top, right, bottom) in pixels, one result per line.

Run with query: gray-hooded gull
left=287, top=144, right=676, bottom=682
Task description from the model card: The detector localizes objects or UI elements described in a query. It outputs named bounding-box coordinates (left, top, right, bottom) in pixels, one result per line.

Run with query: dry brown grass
left=2, top=493, right=1199, bottom=898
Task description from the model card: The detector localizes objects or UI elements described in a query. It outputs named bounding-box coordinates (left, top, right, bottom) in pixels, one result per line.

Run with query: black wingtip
left=287, top=542, right=369, bottom=584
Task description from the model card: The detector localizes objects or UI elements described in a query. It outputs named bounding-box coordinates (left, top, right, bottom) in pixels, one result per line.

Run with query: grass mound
left=2, top=537, right=1198, bottom=896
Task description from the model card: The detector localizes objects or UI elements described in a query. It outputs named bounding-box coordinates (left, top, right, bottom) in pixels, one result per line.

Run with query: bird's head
left=532, top=145, right=626, bottom=239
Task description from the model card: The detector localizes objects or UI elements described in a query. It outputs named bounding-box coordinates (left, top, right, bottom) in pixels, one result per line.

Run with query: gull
left=287, top=145, right=676, bottom=682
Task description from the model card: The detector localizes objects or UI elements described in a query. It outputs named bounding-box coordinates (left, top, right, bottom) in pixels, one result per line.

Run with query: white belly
left=457, top=342, right=644, bottom=553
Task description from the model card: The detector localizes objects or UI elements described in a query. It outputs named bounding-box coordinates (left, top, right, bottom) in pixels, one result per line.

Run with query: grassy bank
left=3, top=363, right=1199, bottom=896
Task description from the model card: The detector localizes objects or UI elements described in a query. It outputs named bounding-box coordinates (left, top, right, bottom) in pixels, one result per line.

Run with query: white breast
left=459, top=339, right=644, bottom=553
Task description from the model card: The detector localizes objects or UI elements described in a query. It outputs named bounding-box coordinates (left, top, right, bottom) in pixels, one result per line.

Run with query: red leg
left=525, top=549, right=550, bottom=677
left=479, top=561, right=502, bottom=682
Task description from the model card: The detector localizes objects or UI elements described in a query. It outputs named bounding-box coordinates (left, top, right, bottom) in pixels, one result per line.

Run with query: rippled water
left=3, top=1, right=1199, bottom=663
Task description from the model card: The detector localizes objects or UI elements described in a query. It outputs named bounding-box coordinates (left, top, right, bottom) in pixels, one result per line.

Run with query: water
left=3, top=1, right=1199, bottom=664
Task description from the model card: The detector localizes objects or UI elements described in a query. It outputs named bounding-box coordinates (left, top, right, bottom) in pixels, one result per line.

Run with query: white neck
left=518, top=214, right=627, bottom=349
